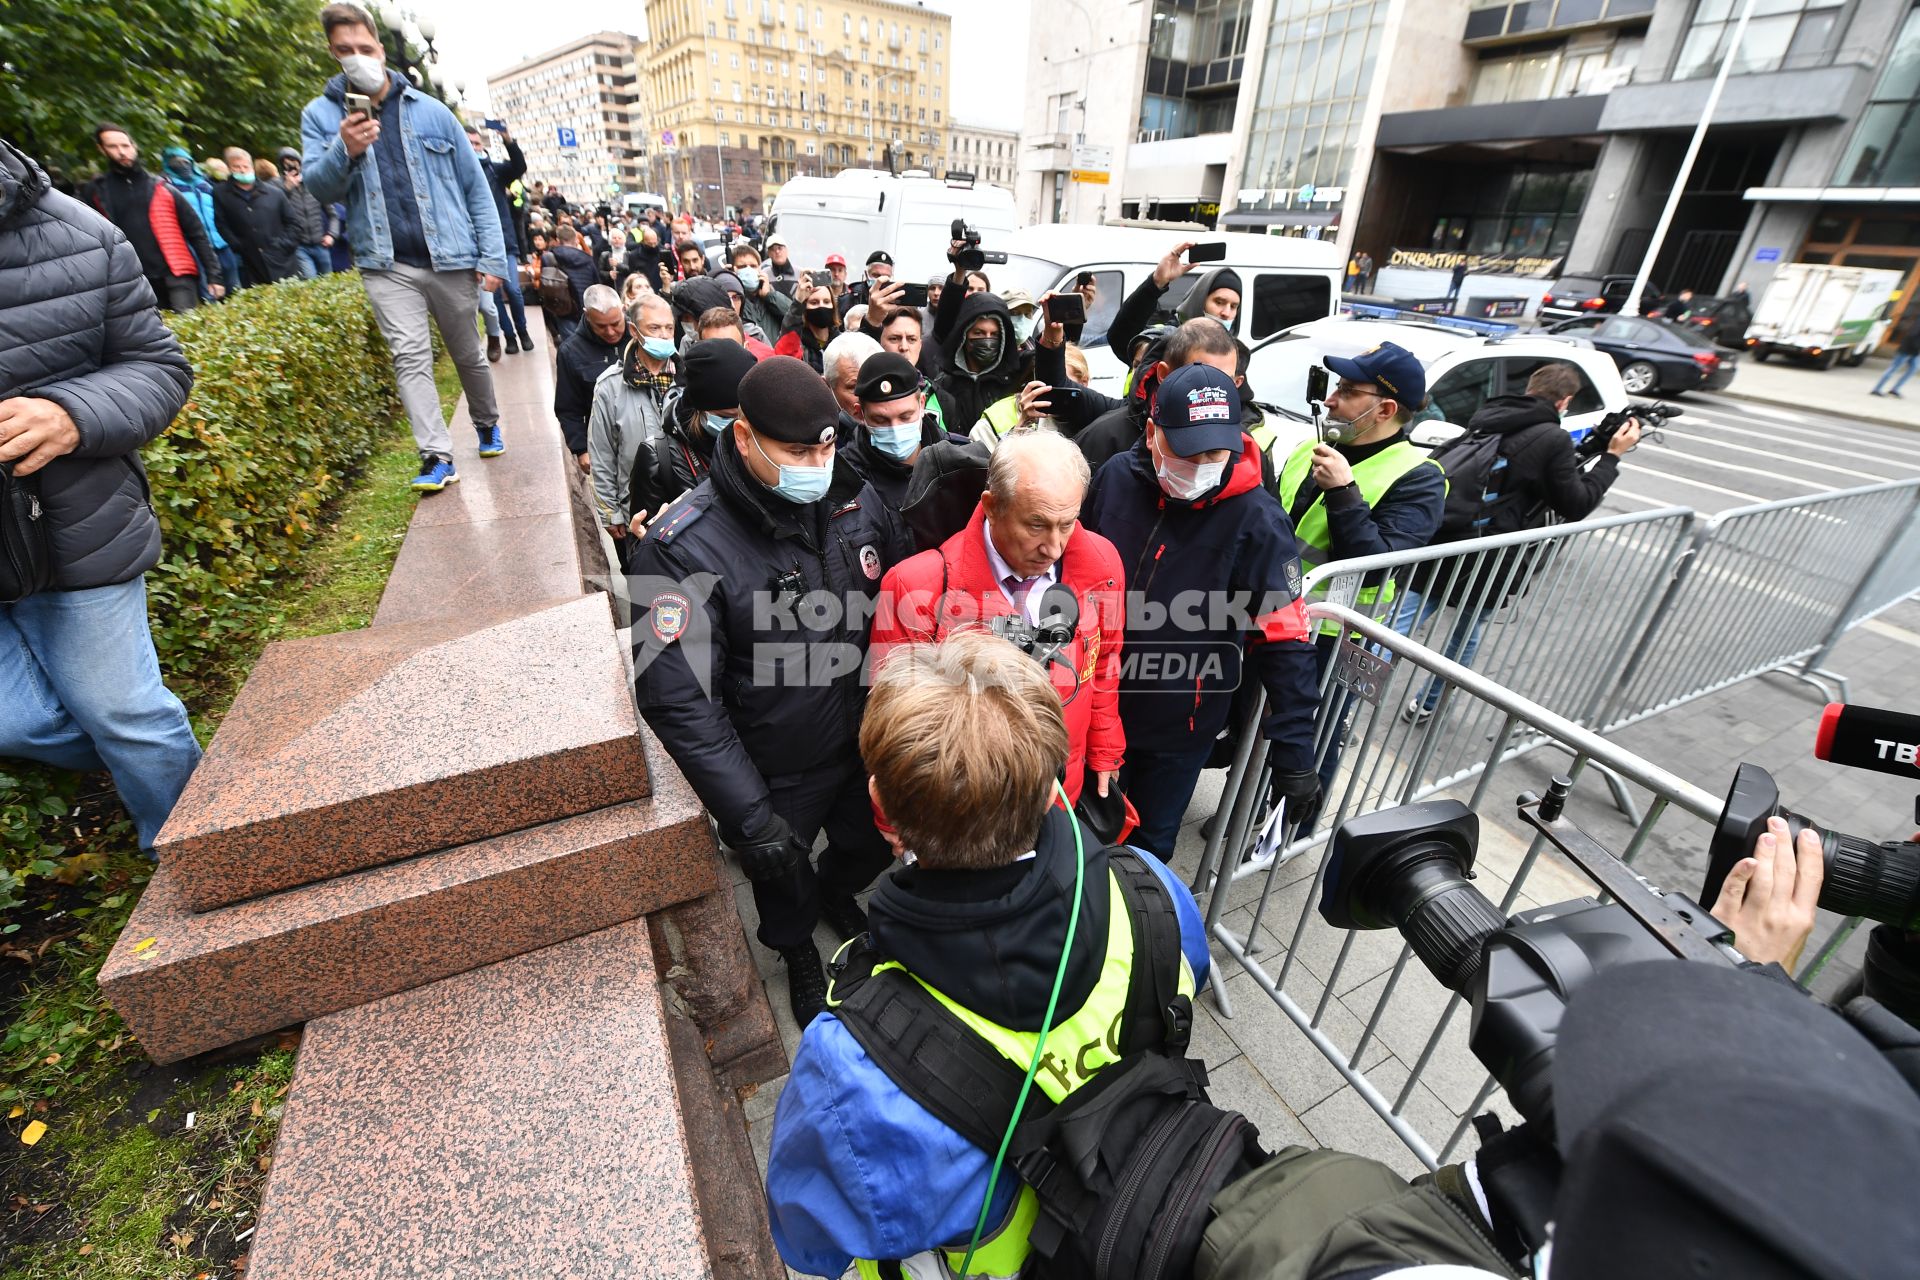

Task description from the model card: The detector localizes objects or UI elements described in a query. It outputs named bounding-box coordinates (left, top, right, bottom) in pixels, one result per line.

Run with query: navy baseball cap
left=1324, top=341, right=1427, bottom=408
left=1151, top=363, right=1243, bottom=456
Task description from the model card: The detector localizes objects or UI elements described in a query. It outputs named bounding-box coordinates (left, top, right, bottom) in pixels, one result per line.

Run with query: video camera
left=1576, top=400, right=1680, bottom=462
left=1320, top=701, right=1920, bottom=1128
left=950, top=218, right=1008, bottom=273
left=988, top=581, right=1083, bottom=705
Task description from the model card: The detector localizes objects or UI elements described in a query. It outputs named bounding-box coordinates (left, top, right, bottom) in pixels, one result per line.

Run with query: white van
left=767, top=170, right=1016, bottom=284
left=1747, top=262, right=1903, bottom=368
left=989, top=225, right=1346, bottom=392
left=622, top=192, right=668, bottom=218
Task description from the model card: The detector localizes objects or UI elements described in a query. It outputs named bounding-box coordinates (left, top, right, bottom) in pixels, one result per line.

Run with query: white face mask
left=1154, top=442, right=1227, bottom=501
left=340, top=54, right=386, bottom=94
left=1011, top=313, right=1039, bottom=344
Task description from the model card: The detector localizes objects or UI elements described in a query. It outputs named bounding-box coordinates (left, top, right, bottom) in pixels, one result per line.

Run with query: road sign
left=662, top=129, right=675, bottom=147
left=557, top=126, right=578, bottom=148
left=1755, top=246, right=1782, bottom=262
left=1070, top=142, right=1111, bottom=186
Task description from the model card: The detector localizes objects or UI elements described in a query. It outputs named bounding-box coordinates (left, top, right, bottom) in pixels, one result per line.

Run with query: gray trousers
left=362, top=263, right=500, bottom=459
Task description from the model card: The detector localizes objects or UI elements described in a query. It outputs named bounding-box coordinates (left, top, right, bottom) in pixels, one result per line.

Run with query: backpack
left=1430, top=429, right=1511, bottom=542
left=538, top=251, right=578, bottom=317
left=829, top=846, right=1266, bottom=1280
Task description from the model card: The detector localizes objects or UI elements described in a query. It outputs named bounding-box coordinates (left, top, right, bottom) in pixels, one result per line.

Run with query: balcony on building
left=1126, top=0, right=1251, bottom=224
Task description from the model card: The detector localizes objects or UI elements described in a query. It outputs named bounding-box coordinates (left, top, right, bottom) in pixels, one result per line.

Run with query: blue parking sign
left=557, top=126, right=578, bottom=148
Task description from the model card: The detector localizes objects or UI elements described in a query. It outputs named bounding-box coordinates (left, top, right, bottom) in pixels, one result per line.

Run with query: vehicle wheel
left=1845, top=346, right=1870, bottom=367
left=1753, top=345, right=1771, bottom=362
left=1621, top=361, right=1658, bottom=394
left=1817, top=349, right=1841, bottom=372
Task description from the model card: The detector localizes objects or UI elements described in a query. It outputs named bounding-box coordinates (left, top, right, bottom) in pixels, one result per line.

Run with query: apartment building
left=641, top=0, right=955, bottom=211
left=946, top=122, right=1019, bottom=186
left=487, top=32, right=649, bottom=201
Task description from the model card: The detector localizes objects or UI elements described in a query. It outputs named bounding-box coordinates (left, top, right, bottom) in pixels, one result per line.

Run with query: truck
left=765, top=169, right=1016, bottom=284
left=1746, top=263, right=1903, bottom=369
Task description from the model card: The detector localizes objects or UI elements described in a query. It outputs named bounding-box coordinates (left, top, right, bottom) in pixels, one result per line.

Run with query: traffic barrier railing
left=1598, top=478, right=1920, bottom=724
left=1200, top=602, right=1726, bottom=1169
left=1794, top=483, right=1920, bottom=685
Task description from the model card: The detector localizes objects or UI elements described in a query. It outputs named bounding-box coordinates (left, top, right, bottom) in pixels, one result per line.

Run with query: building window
left=843, top=13, right=851, bottom=34
left=707, top=21, right=716, bottom=35
left=1837, top=6, right=1920, bottom=185
left=1674, top=0, right=1842, bottom=80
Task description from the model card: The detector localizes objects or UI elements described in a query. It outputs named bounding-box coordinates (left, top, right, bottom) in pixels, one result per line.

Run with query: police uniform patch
left=859, top=544, right=882, bottom=580
left=1285, top=558, right=1304, bottom=598
left=651, top=591, right=691, bottom=643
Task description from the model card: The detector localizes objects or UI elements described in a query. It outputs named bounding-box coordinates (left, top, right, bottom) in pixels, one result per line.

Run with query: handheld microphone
left=1814, top=703, right=1920, bottom=779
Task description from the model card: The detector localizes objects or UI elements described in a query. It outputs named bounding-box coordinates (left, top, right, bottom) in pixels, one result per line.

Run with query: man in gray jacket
left=276, top=148, right=338, bottom=278
left=0, top=137, right=201, bottom=851
left=588, top=295, right=676, bottom=570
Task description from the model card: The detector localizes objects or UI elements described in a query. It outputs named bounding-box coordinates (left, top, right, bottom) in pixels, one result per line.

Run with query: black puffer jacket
left=630, top=430, right=912, bottom=844
left=0, top=139, right=192, bottom=590
left=211, top=178, right=301, bottom=284
left=930, top=291, right=1028, bottom=436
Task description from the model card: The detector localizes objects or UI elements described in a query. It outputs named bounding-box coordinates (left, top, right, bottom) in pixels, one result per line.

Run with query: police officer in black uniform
left=630, top=356, right=913, bottom=1027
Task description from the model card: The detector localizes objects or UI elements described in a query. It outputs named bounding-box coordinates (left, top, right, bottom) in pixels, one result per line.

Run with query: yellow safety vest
left=976, top=393, right=1024, bottom=443
left=1277, top=439, right=1445, bottom=635
left=838, top=869, right=1196, bottom=1279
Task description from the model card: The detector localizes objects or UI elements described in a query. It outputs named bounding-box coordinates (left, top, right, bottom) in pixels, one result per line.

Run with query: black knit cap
left=854, top=352, right=920, bottom=404
left=682, top=340, right=758, bottom=412
left=1212, top=267, right=1244, bottom=297
left=738, top=356, right=841, bottom=444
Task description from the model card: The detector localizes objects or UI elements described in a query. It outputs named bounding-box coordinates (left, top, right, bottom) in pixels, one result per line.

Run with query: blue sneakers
left=411, top=455, right=459, bottom=493
left=476, top=425, right=505, bottom=458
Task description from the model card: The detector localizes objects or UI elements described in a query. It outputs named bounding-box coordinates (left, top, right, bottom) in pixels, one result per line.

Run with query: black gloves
left=733, top=813, right=805, bottom=883
left=1267, top=768, right=1322, bottom=823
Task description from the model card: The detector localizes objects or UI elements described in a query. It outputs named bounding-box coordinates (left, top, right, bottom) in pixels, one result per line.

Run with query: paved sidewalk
left=1721, top=351, right=1920, bottom=431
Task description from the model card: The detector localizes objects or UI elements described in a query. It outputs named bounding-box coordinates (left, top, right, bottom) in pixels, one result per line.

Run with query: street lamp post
left=371, top=2, right=449, bottom=103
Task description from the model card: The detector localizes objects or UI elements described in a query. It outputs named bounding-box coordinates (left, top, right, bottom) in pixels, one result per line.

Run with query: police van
left=1244, top=314, right=1632, bottom=464
left=989, top=225, right=1346, bottom=393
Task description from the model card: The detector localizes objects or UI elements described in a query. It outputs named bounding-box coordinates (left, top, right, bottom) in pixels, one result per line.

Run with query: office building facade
left=487, top=32, right=649, bottom=202
left=641, top=0, right=954, bottom=212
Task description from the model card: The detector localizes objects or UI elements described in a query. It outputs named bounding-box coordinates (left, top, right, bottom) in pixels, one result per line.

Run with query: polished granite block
left=245, top=921, right=721, bottom=1280
left=101, top=729, right=717, bottom=1064
left=159, top=594, right=647, bottom=911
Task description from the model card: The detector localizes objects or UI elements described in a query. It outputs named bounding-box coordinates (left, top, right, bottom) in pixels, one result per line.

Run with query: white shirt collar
left=982, top=518, right=1060, bottom=625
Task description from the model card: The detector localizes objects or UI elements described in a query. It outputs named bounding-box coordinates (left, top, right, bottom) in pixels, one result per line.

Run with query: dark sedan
left=1547, top=313, right=1738, bottom=394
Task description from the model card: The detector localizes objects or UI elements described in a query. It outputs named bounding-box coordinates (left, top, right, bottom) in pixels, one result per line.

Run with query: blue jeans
left=1120, top=742, right=1216, bottom=859
left=212, top=245, right=242, bottom=296
left=0, top=578, right=202, bottom=849
left=295, top=244, right=333, bottom=278
left=1874, top=352, right=1918, bottom=394
left=492, top=271, right=533, bottom=342
left=1390, top=586, right=1489, bottom=713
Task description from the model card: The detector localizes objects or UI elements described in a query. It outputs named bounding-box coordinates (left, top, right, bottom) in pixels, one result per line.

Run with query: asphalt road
left=1598, top=389, right=1920, bottom=515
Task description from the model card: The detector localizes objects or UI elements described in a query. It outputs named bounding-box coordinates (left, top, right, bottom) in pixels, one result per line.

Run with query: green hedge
left=143, top=272, right=402, bottom=689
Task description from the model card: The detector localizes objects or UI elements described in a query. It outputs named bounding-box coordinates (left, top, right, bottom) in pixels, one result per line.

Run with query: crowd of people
left=5, top=4, right=1914, bottom=1279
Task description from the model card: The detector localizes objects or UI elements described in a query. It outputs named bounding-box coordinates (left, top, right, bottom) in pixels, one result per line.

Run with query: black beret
left=682, top=340, right=758, bottom=412
left=738, top=356, right=840, bottom=444
left=866, top=249, right=894, bottom=266
left=854, top=352, right=921, bottom=404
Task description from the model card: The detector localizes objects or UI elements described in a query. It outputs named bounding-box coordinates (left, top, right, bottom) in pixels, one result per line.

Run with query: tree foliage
left=0, top=0, right=337, bottom=182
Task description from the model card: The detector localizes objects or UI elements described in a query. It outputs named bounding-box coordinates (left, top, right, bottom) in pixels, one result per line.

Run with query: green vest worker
left=1276, top=341, right=1447, bottom=636
left=763, top=631, right=1212, bottom=1279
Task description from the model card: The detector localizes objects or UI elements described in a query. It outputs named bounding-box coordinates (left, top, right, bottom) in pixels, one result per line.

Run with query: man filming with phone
left=301, top=2, right=513, bottom=495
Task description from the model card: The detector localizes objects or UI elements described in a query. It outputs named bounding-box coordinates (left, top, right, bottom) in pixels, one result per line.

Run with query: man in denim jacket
left=300, top=2, right=512, bottom=493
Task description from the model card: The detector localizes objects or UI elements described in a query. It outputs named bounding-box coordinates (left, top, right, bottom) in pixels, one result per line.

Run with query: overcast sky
left=410, top=0, right=1031, bottom=132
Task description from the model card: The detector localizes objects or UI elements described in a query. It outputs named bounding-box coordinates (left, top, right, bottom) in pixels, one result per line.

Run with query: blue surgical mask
left=641, top=335, right=676, bottom=360
left=737, top=267, right=761, bottom=291
left=702, top=411, right=732, bottom=435
left=867, top=419, right=920, bottom=460
left=750, top=431, right=832, bottom=504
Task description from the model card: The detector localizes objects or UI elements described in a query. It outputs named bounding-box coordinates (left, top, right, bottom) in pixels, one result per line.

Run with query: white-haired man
left=871, top=426, right=1125, bottom=807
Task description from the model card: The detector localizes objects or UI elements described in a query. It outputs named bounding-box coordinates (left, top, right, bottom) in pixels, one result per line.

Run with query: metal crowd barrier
left=1600, top=478, right=1920, bottom=723
left=1199, top=603, right=1726, bottom=1169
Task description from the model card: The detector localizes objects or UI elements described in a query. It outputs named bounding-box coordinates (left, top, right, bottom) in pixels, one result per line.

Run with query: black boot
left=818, top=893, right=868, bottom=943
left=781, top=942, right=828, bottom=1028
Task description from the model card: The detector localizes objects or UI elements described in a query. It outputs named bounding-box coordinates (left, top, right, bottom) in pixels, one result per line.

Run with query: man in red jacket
left=870, top=427, right=1125, bottom=805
